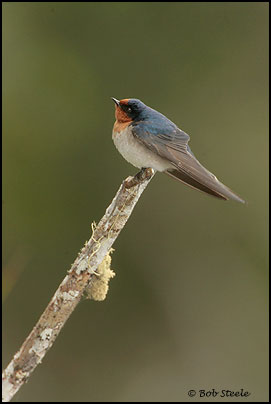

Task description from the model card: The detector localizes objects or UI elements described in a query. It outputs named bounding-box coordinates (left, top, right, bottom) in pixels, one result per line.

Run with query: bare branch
left=2, top=168, right=155, bottom=402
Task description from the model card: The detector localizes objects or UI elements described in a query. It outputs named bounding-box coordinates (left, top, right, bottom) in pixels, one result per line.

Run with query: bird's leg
left=124, top=168, right=154, bottom=189
left=135, top=167, right=154, bottom=182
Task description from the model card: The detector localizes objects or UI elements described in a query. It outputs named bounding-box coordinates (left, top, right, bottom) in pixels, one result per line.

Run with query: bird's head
left=112, top=98, right=147, bottom=123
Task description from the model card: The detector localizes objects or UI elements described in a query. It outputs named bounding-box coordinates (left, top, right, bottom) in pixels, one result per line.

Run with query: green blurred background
left=3, top=2, right=268, bottom=402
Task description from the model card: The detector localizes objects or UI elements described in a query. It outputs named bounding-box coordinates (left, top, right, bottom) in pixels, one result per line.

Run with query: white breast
left=112, top=126, right=172, bottom=172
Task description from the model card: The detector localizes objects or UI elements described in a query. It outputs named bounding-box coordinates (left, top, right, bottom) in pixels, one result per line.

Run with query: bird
left=111, top=97, right=244, bottom=203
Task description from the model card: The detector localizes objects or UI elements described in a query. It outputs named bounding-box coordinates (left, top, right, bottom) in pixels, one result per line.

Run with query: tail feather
left=165, top=168, right=245, bottom=203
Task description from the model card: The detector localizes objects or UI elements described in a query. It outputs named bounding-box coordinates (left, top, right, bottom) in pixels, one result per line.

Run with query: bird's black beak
left=111, top=97, right=120, bottom=106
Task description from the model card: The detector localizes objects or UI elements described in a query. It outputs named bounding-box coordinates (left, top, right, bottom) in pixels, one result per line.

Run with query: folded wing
left=132, top=122, right=244, bottom=203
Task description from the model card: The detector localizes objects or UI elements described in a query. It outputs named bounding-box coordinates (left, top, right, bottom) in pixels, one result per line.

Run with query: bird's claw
left=124, top=168, right=154, bottom=188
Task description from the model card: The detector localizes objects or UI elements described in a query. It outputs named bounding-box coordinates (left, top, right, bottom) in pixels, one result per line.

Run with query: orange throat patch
left=115, top=105, right=132, bottom=123
left=113, top=119, right=131, bottom=133
left=113, top=105, right=132, bottom=132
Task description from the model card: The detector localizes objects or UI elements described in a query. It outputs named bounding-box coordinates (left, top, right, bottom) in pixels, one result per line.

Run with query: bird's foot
left=124, top=168, right=154, bottom=189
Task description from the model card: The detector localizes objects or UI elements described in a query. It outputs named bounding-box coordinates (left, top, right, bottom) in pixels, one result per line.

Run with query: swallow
left=111, top=97, right=244, bottom=203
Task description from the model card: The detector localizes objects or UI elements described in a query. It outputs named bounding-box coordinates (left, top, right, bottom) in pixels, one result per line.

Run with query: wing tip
left=165, top=168, right=245, bottom=203
left=229, top=194, right=246, bottom=204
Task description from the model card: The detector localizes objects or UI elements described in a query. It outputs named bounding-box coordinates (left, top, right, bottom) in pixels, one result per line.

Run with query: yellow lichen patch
left=85, top=249, right=115, bottom=301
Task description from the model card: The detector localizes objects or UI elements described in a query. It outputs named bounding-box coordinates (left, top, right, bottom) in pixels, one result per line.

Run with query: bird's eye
left=127, top=107, right=132, bottom=113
